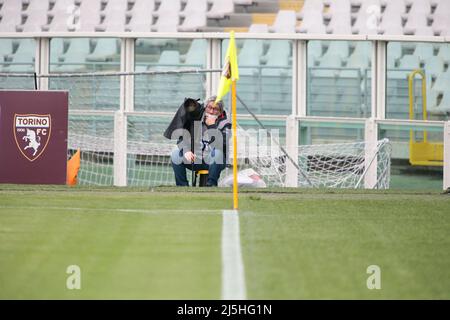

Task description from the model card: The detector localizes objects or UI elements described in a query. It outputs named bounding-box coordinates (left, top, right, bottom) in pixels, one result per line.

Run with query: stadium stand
left=0, top=0, right=448, bottom=36
left=0, top=0, right=449, bottom=119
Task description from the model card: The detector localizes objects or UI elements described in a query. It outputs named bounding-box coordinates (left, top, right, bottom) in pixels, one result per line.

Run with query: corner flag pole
left=214, top=30, right=239, bottom=209
left=232, top=80, right=238, bottom=210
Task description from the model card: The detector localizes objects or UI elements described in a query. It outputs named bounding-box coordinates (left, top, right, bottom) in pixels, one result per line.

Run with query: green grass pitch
left=0, top=185, right=449, bottom=299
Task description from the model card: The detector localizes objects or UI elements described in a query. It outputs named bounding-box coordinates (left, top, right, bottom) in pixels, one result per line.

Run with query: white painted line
left=0, top=206, right=220, bottom=215
left=221, top=209, right=247, bottom=300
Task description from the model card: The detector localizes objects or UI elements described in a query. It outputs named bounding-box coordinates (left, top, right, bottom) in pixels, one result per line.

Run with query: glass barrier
left=386, top=42, right=450, bottom=121
left=379, top=123, right=444, bottom=190
left=299, top=120, right=365, bottom=145
left=49, top=37, right=121, bottom=110
left=134, top=38, right=207, bottom=112
left=222, top=39, right=293, bottom=115
left=307, top=40, right=372, bottom=118
left=0, top=38, right=36, bottom=89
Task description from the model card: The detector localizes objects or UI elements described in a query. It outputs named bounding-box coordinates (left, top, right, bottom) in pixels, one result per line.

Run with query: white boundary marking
left=221, top=210, right=247, bottom=300
left=0, top=206, right=220, bottom=215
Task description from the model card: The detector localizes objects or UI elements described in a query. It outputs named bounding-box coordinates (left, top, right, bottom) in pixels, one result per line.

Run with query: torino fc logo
left=14, top=114, right=51, bottom=162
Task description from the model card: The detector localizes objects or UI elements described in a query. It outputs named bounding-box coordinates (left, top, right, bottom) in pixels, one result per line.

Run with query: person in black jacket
left=164, top=96, right=231, bottom=186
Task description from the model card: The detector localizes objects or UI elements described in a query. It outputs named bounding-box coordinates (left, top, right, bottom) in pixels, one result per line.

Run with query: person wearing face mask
left=165, top=96, right=231, bottom=187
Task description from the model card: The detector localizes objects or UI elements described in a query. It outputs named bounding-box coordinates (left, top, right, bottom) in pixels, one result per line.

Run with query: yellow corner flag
left=215, top=31, right=239, bottom=210
left=215, top=31, right=239, bottom=104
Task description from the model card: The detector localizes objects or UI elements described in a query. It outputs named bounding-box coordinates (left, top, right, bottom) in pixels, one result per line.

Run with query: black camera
left=183, top=97, right=203, bottom=120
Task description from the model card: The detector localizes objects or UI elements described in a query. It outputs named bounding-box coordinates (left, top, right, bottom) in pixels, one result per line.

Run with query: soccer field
left=0, top=185, right=449, bottom=299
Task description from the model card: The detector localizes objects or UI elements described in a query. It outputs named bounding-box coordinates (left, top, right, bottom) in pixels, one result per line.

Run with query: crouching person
left=165, top=96, right=231, bottom=187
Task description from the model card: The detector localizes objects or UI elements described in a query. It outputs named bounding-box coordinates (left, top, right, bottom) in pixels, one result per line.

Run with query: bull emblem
left=14, top=114, right=51, bottom=162
left=22, top=129, right=41, bottom=156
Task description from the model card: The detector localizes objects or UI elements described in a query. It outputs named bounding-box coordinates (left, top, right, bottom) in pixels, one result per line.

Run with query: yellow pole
left=231, top=80, right=238, bottom=210
left=408, top=69, right=428, bottom=143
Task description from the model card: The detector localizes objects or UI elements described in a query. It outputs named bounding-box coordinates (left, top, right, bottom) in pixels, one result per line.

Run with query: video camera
left=183, top=97, right=203, bottom=121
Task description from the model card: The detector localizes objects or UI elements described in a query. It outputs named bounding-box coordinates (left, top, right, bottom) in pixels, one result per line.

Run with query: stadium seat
left=352, top=41, right=371, bottom=57
left=399, top=54, right=421, bottom=69
left=233, top=0, right=253, bottom=5
left=96, top=0, right=128, bottom=32
left=424, top=56, right=445, bottom=77
left=261, top=41, right=290, bottom=75
left=297, top=0, right=324, bottom=20
left=17, top=0, right=50, bottom=32
left=261, top=41, right=290, bottom=63
left=380, top=21, right=404, bottom=35
left=70, top=0, right=102, bottom=32
left=0, top=0, right=22, bottom=32
left=248, top=23, right=268, bottom=33
left=86, top=38, right=118, bottom=62
left=180, top=0, right=207, bottom=18
left=323, top=41, right=350, bottom=60
left=238, top=48, right=261, bottom=76
left=45, top=0, right=76, bottom=32
left=0, top=38, right=13, bottom=61
left=382, top=0, right=406, bottom=17
left=307, top=40, right=323, bottom=67
left=352, top=0, right=381, bottom=35
left=412, top=43, right=434, bottom=62
left=340, top=54, right=370, bottom=78
left=134, top=64, right=150, bottom=109
left=431, top=72, right=450, bottom=93
left=184, top=39, right=207, bottom=66
left=8, top=37, right=35, bottom=57
left=379, top=0, right=405, bottom=35
left=296, top=0, right=326, bottom=34
left=437, top=45, right=450, bottom=63
left=431, top=1, right=450, bottom=35
left=326, top=2, right=352, bottom=35
left=126, top=0, right=155, bottom=32
left=387, top=42, right=402, bottom=67
left=4, top=39, right=35, bottom=72
left=151, top=1, right=180, bottom=33
left=49, top=37, right=65, bottom=64
left=313, top=54, right=342, bottom=78
left=296, top=10, right=326, bottom=34
left=389, top=54, right=420, bottom=80
left=414, top=26, right=436, bottom=36
left=178, top=0, right=207, bottom=31
left=153, top=50, right=180, bottom=69
left=55, top=38, right=91, bottom=71
left=268, top=10, right=296, bottom=33
left=207, top=0, right=234, bottom=19
left=146, top=50, right=182, bottom=111
left=438, top=91, right=450, bottom=113
left=428, top=72, right=450, bottom=113
left=403, top=1, right=431, bottom=35
left=153, top=0, right=181, bottom=17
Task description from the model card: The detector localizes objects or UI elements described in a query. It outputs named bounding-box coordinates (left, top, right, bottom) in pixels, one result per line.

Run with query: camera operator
left=164, top=96, right=231, bottom=187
